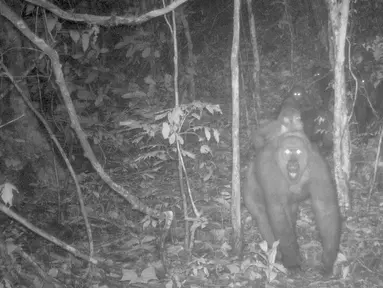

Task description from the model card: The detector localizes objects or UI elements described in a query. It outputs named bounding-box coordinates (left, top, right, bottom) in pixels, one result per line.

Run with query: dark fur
left=252, top=107, right=303, bottom=150
left=244, top=131, right=341, bottom=275
left=280, top=85, right=307, bottom=112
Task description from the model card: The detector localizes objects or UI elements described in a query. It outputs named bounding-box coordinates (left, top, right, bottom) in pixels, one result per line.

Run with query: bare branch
left=25, top=0, right=189, bottom=26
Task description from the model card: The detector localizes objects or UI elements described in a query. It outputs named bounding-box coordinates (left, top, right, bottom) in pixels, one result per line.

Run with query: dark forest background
left=0, top=0, right=382, bottom=287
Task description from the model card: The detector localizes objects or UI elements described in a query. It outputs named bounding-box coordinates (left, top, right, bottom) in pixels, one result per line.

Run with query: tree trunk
left=245, top=0, right=261, bottom=130
left=326, top=0, right=351, bottom=215
left=231, top=0, right=243, bottom=256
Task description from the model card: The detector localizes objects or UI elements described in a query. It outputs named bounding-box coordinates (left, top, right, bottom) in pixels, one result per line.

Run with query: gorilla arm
left=306, top=150, right=341, bottom=275
left=243, top=161, right=277, bottom=245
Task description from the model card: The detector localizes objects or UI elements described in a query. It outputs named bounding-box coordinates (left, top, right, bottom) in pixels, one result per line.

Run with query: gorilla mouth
left=287, top=160, right=300, bottom=181
left=288, top=171, right=299, bottom=180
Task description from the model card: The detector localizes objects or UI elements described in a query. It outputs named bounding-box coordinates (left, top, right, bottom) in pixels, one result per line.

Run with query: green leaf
left=181, top=149, right=196, bottom=159
left=69, top=30, right=80, bottom=43
left=204, top=127, right=211, bottom=141
left=213, top=128, right=220, bottom=143
left=81, top=31, right=91, bottom=52
left=142, top=47, right=151, bottom=58
left=141, top=266, right=157, bottom=282
left=162, top=122, right=170, bottom=139
left=121, top=269, right=138, bottom=282
left=84, top=70, right=99, bottom=84
left=169, top=133, right=175, bottom=144
left=200, top=145, right=212, bottom=154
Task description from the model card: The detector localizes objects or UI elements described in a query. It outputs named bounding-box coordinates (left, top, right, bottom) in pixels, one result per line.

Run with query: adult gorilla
left=279, top=84, right=334, bottom=152
left=280, top=85, right=308, bottom=112
left=244, top=131, right=341, bottom=275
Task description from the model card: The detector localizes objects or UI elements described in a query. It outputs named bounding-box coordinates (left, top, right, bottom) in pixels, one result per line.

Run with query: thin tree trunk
left=231, top=0, right=242, bottom=256
left=179, top=6, right=196, bottom=102
left=245, top=0, right=261, bottom=129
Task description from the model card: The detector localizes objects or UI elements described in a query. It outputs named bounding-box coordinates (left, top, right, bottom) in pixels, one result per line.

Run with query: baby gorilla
left=252, top=106, right=303, bottom=150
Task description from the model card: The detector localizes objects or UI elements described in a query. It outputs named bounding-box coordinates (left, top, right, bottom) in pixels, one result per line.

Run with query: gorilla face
left=290, top=86, right=305, bottom=101
left=284, top=149, right=302, bottom=181
left=277, top=135, right=309, bottom=184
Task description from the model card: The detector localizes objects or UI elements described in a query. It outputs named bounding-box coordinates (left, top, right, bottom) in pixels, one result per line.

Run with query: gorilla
left=276, top=83, right=333, bottom=151
left=312, top=66, right=333, bottom=109
left=252, top=107, right=303, bottom=150
left=243, top=130, right=341, bottom=275
left=280, top=85, right=307, bottom=112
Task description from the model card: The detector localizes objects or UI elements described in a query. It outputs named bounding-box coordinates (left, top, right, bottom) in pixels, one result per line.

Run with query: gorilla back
left=244, top=131, right=340, bottom=275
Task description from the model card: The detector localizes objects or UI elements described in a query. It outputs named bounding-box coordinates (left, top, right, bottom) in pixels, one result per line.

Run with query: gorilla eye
left=296, top=149, right=302, bottom=155
left=285, top=149, right=292, bottom=155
